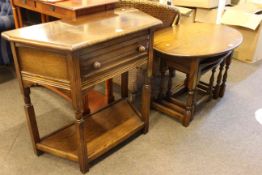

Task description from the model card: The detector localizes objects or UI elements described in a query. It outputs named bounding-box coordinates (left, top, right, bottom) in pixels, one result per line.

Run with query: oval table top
left=154, top=23, right=243, bottom=58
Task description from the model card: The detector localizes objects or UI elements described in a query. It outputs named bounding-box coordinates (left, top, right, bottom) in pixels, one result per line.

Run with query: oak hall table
left=153, top=23, right=243, bottom=126
left=11, top=0, right=120, bottom=114
left=11, top=0, right=118, bottom=28
left=2, top=8, right=162, bottom=173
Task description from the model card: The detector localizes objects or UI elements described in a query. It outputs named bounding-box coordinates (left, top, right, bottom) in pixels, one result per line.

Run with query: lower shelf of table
left=36, top=99, right=144, bottom=162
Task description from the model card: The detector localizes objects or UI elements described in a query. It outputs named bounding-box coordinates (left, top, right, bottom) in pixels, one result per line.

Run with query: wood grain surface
left=154, top=23, right=243, bottom=58
left=2, top=8, right=162, bottom=51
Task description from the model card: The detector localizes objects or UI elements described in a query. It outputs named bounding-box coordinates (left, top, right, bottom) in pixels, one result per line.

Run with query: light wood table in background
left=11, top=0, right=118, bottom=28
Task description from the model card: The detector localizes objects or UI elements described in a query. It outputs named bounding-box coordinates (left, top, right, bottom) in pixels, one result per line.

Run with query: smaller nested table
left=153, top=23, right=242, bottom=127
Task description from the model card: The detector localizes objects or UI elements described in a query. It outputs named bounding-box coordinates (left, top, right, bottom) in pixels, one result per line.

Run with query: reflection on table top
left=154, top=23, right=243, bottom=58
left=2, top=8, right=162, bottom=51
left=39, top=0, right=119, bottom=10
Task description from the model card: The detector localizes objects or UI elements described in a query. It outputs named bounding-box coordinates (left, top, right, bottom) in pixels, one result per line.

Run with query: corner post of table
left=67, top=52, right=89, bottom=173
left=141, top=29, right=154, bottom=134
left=219, top=51, right=233, bottom=98
left=10, top=42, right=42, bottom=155
left=184, top=59, right=199, bottom=127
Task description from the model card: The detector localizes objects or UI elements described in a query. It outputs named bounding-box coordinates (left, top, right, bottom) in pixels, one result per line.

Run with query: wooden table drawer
left=37, top=3, right=72, bottom=19
left=79, top=31, right=149, bottom=83
left=13, top=0, right=36, bottom=9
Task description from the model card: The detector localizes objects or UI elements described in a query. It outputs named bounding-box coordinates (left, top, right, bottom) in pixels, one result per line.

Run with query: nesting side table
left=153, top=23, right=243, bottom=126
left=2, top=8, right=161, bottom=173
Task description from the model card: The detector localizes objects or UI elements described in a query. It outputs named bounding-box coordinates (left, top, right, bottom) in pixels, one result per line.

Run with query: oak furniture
left=153, top=23, right=243, bottom=127
left=10, top=0, right=120, bottom=115
left=113, top=0, right=180, bottom=100
left=10, top=0, right=118, bottom=28
left=2, top=8, right=161, bottom=173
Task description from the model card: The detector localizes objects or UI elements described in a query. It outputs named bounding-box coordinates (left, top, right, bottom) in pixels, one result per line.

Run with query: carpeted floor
left=0, top=59, right=262, bottom=175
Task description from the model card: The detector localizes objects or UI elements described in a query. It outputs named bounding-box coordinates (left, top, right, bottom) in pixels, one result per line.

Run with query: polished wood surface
left=154, top=23, right=243, bottom=58
left=3, top=8, right=161, bottom=51
left=153, top=23, right=242, bottom=127
left=5, top=9, right=161, bottom=173
left=48, top=0, right=118, bottom=10
left=11, top=0, right=118, bottom=28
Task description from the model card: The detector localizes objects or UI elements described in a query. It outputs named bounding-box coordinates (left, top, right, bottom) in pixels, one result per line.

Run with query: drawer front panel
left=80, top=30, right=149, bottom=81
left=37, top=3, right=72, bottom=19
left=13, top=0, right=36, bottom=9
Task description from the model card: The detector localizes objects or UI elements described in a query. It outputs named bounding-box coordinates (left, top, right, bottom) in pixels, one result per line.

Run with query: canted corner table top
left=154, top=23, right=243, bottom=58
left=2, top=8, right=162, bottom=51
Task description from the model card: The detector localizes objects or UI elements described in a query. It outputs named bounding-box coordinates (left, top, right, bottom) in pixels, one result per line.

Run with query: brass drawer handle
left=138, top=45, right=146, bottom=53
left=49, top=6, right=56, bottom=12
left=93, top=61, right=102, bottom=69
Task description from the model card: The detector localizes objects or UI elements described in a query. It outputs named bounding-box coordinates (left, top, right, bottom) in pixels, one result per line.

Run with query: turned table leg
left=157, top=58, right=166, bottom=101
left=73, top=94, right=89, bottom=173
left=208, top=68, right=216, bottom=101
left=214, top=59, right=225, bottom=99
left=166, top=67, right=175, bottom=97
left=219, top=52, right=233, bottom=97
left=23, top=87, right=42, bottom=156
left=184, top=60, right=198, bottom=127
left=141, top=83, right=151, bottom=134
left=75, top=117, right=89, bottom=173
left=68, top=55, right=89, bottom=173
left=184, top=85, right=195, bottom=126
left=142, top=30, right=153, bottom=133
